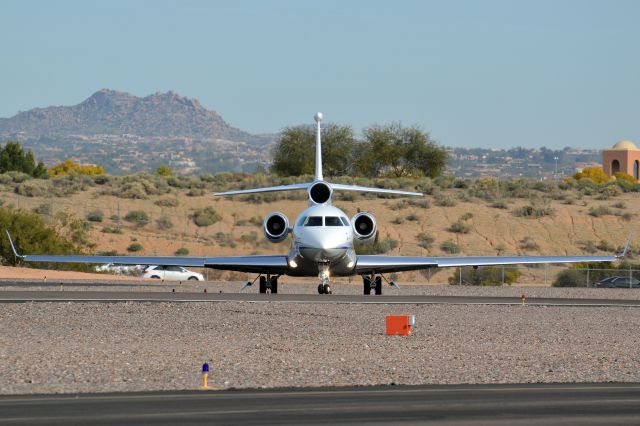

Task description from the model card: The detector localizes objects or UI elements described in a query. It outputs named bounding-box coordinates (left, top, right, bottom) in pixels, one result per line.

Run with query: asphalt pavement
left=1, top=383, right=640, bottom=425
left=1, top=290, right=640, bottom=307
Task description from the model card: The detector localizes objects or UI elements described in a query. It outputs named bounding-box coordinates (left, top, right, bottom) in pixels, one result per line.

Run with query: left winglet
left=617, top=234, right=633, bottom=259
left=5, top=230, right=23, bottom=262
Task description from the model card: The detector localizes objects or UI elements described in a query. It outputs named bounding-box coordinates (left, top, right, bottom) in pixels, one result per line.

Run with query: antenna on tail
left=314, top=112, right=323, bottom=181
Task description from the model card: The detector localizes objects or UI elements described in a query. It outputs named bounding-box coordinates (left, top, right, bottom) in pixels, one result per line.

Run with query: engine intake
left=308, top=181, right=332, bottom=204
left=351, top=212, right=377, bottom=242
left=264, top=212, right=290, bottom=243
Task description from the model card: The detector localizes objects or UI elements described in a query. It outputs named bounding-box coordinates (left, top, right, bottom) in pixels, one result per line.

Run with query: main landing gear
left=363, top=275, right=382, bottom=295
left=244, top=274, right=279, bottom=294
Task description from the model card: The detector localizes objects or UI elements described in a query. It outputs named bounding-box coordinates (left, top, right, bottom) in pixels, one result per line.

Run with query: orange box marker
left=386, top=315, right=415, bottom=336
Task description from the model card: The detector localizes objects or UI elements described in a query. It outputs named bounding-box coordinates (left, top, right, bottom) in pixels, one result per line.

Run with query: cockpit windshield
left=325, top=216, right=343, bottom=226
left=303, top=216, right=323, bottom=226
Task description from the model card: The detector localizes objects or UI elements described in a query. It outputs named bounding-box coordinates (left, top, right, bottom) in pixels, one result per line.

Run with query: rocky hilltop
left=0, top=90, right=275, bottom=174
left=0, top=89, right=270, bottom=144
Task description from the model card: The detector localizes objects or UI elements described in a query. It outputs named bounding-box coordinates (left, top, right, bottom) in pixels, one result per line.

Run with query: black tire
left=270, top=277, right=278, bottom=294
left=323, top=284, right=331, bottom=294
left=259, top=276, right=267, bottom=294
left=150, top=275, right=161, bottom=279
left=363, top=277, right=371, bottom=295
left=188, top=276, right=198, bottom=281
left=375, top=276, right=382, bottom=295
left=318, top=284, right=325, bottom=294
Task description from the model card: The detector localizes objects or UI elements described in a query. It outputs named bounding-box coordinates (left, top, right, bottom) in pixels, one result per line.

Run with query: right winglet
left=617, top=233, right=633, bottom=259
left=5, top=230, right=23, bottom=262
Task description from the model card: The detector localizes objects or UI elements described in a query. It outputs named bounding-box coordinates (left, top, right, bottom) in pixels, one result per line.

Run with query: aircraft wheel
left=270, top=277, right=278, bottom=294
left=374, top=276, right=382, bottom=295
left=323, top=284, right=332, bottom=294
left=318, top=284, right=325, bottom=294
left=363, top=276, right=371, bottom=295
left=259, top=276, right=267, bottom=294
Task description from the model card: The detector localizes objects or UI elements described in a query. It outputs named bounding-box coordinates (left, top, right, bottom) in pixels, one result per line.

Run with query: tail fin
left=314, top=112, right=323, bottom=181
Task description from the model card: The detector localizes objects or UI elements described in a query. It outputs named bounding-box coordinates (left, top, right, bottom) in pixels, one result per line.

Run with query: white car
left=141, top=265, right=204, bottom=281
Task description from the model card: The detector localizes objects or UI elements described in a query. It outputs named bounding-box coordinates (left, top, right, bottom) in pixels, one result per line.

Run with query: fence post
left=459, top=267, right=462, bottom=285
left=502, top=267, right=505, bottom=286
left=586, top=268, right=590, bottom=288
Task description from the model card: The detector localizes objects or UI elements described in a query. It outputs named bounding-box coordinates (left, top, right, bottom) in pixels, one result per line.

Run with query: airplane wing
left=355, top=254, right=620, bottom=274
left=6, top=231, right=288, bottom=274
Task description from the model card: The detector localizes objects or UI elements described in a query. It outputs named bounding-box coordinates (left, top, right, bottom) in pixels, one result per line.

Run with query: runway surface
left=1, top=383, right=640, bottom=425
left=1, top=290, right=640, bottom=307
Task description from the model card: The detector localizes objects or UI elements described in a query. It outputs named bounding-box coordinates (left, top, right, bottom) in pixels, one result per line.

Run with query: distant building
left=602, top=140, right=640, bottom=180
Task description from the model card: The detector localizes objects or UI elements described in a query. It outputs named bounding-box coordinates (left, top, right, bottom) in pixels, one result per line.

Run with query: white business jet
left=6, top=113, right=626, bottom=294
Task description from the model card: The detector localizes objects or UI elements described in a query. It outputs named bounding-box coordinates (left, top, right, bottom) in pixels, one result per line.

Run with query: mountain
left=0, top=90, right=276, bottom=174
left=0, top=89, right=271, bottom=144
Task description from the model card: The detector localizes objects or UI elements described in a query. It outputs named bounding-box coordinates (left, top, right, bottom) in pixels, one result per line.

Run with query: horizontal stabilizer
left=214, top=183, right=310, bottom=197
left=330, top=183, right=422, bottom=197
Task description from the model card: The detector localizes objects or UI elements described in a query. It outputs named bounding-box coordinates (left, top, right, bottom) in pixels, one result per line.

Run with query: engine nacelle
left=263, top=212, right=290, bottom=243
left=351, top=212, right=377, bottom=242
left=308, top=181, right=332, bottom=205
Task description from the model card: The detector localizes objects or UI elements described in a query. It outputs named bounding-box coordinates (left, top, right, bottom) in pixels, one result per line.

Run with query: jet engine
left=263, top=212, right=290, bottom=243
left=351, top=212, right=377, bottom=242
left=308, top=181, right=332, bottom=204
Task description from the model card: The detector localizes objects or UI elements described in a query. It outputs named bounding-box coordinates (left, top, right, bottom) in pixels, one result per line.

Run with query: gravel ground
left=1, top=300, right=640, bottom=395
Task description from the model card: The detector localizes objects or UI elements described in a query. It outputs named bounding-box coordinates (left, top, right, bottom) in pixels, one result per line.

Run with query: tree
left=156, top=165, right=173, bottom=177
left=355, top=123, right=447, bottom=178
left=0, top=141, right=47, bottom=178
left=271, top=124, right=357, bottom=176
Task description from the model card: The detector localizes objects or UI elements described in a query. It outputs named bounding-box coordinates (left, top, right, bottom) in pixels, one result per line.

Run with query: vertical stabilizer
left=314, top=112, right=323, bottom=181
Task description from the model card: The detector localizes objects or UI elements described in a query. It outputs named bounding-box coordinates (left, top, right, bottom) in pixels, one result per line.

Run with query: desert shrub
left=154, top=197, right=179, bottom=208
left=597, top=185, right=622, bottom=200
left=416, top=232, right=435, bottom=249
left=240, top=231, right=258, bottom=243
left=588, top=206, right=612, bottom=217
left=405, top=213, right=420, bottom=222
left=175, top=247, right=189, bottom=256
left=578, top=240, right=597, bottom=254
left=156, top=215, right=173, bottom=230
left=490, top=201, right=508, bottom=209
left=519, top=236, right=539, bottom=251
left=50, top=174, right=94, bottom=196
left=93, top=174, right=110, bottom=185
left=32, top=203, right=52, bottom=216
left=6, top=171, right=31, bottom=183
left=553, top=269, right=588, bottom=287
left=86, top=210, right=104, bottom=222
left=434, top=194, right=456, bottom=207
left=101, top=226, right=123, bottom=234
left=612, top=201, right=626, bottom=209
left=513, top=204, right=555, bottom=218
left=213, top=232, right=237, bottom=248
left=192, top=207, right=222, bottom=227
left=596, top=240, right=616, bottom=252
left=392, top=216, right=405, bottom=225
left=448, top=220, right=470, bottom=234
left=614, top=172, right=636, bottom=184
left=119, top=182, right=148, bottom=199
left=619, top=212, right=635, bottom=221
left=124, top=210, right=150, bottom=227
left=355, top=237, right=399, bottom=255
left=449, top=266, right=521, bottom=286
left=187, top=188, right=206, bottom=197
left=49, top=159, right=104, bottom=177
left=14, top=180, right=50, bottom=197
left=389, top=200, right=408, bottom=211
left=0, top=174, right=12, bottom=185
left=440, top=239, right=460, bottom=254
left=460, top=212, right=473, bottom=221
left=127, top=243, right=144, bottom=252
left=156, top=165, right=173, bottom=177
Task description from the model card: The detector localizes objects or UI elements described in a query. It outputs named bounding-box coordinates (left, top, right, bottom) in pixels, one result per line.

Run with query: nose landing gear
left=317, top=263, right=332, bottom=294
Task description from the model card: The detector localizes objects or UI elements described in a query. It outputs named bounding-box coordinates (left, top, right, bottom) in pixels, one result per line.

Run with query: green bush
left=175, top=247, right=189, bottom=256
left=127, top=243, right=144, bottom=252
left=490, top=201, right=508, bottom=209
left=192, top=207, right=222, bottom=227
left=156, top=215, right=173, bottom=230
left=154, top=197, right=179, bottom=208
left=440, top=239, right=460, bottom=254
left=449, top=266, right=521, bottom=286
left=416, top=232, right=435, bottom=249
left=588, top=206, right=612, bottom=217
left=519, top=236, right=539, bottom=251
left=101, top=226, right=123, bottom=234
left=86, top=210, right=104, bottom=222
left=32, top=203, right=52, bottom=216
left=514, top=204, right=555, bottom=218
left=553, top=269, right=588, bottom=287
left=448, top=220, right=470, bottom=234
left=124, top=210, right=150, bottom=226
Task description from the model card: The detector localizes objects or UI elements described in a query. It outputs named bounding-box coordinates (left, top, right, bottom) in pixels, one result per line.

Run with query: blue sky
left=1, top=0, right=639, bottom=149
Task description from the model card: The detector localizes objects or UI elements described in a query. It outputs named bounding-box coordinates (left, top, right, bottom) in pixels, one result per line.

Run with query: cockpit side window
left=340, top=217, right=350, bottom=226
left=304, top=216, right=323, bottom=226
left=325, top=216, right=343, bottom=226
left=296, top=216, right=308, bottom=227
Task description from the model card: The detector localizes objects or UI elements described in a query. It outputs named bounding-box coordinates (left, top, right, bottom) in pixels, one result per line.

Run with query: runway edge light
left=386, top=315, right=415, bottom=336
left=202, top=363, right=209, bottom=389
